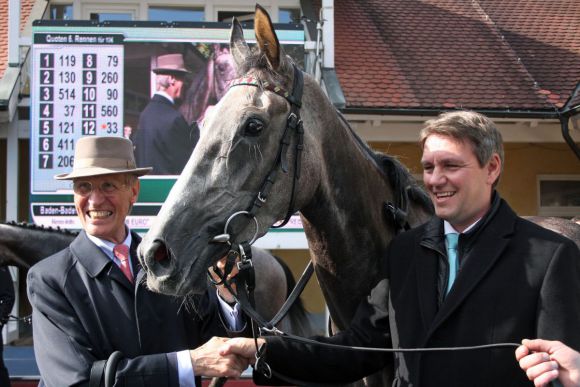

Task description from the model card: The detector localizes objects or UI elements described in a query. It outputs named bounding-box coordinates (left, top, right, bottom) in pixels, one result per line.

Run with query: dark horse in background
left=137, top=6, right=580, bottom=386
left=0, top=222, right=314, bottom=336
left=180, top=44, right=237, bottom=128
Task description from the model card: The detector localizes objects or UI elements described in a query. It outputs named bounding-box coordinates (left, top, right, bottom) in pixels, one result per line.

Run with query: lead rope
left=210, top=252, right=528, bottom=386
left=216, top=68, right=540, bottom=386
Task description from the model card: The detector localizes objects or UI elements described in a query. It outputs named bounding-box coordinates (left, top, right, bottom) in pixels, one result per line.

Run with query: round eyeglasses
left=72, top=181, right=127, bottom=197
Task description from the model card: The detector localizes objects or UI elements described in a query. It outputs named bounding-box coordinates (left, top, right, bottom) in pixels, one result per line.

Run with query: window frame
left=537, top=175, right=580, bottom=217
left=48, top=2, right=74, bottom=20
left=82, top=4, right=138, bottom=21
left=147, top=5, right=205, bottom=22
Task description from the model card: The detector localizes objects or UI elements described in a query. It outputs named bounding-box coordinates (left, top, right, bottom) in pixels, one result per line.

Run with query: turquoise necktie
left=446, top=233, right=459, bottom=294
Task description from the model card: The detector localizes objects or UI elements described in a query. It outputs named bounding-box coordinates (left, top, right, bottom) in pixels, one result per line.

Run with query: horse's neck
left=0, top=224, right=75, bottom=266
left=299, top=98, right=396, bottom=329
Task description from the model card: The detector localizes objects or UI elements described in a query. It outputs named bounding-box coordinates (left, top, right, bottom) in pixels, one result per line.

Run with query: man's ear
left=487, top=153, right=502, bottom=185
left=130, top=179, right=140, bottom=204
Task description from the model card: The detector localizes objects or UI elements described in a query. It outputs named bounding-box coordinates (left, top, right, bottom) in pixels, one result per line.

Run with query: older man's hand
left=190, top=337, right=249, bottom=378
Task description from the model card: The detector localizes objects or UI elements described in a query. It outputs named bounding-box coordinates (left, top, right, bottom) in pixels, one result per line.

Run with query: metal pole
left=8, top=0, right=21, bottom=67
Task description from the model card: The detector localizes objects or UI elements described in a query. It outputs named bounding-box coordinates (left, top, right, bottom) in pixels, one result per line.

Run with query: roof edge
left=0, top=67, right=20, bottom=108
left=340, top=107, right=560, bottom=119
left=321, top=67, right=346, bottom=109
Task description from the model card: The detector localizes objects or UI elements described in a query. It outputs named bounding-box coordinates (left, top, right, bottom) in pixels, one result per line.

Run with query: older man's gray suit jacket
left=27, top=230, right=226, bottom=387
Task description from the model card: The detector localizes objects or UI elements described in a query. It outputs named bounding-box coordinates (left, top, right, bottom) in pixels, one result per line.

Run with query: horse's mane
left=337, top=111, right=433, bottom=214
left=2, top=221, right=79, bottom=235
left=377, top=154, right=434, bottom=214
left=237, top=51, right=433, bottom=215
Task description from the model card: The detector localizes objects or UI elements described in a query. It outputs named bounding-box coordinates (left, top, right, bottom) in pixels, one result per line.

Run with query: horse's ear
left=230, top=17, right=250, bottom=68
left=254, top=4, right=280, bottom=70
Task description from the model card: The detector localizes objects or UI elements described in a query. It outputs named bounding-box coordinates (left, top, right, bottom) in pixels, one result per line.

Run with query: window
left=90, top=12, right=133, bottom=22
left=149, top=7, right=204, bottom=22
left=217, top=8, right=301, bottom=23
left=217, top=11, right=253, bottom=23
left=83, top=5, right=137, bottom=22
left=50, top=4, right=73, bottom=20
left=279, top=8, right=300, bottom=23
left=538, top=175, right=580, bottom=217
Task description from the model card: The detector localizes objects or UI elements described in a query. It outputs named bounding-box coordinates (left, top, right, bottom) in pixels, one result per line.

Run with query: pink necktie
left=113, top=244, right=133, bottom=283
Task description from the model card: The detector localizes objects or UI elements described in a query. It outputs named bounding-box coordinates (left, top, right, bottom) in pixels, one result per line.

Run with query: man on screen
left=133, top=53, right=199, bottom=175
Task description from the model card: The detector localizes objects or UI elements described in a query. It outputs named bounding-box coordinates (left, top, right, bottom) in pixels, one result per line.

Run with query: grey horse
left=0, top=221, right=312, bottom=335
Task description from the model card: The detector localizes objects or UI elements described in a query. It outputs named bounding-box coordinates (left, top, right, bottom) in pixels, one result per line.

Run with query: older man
left=27, top=136, right=247, bottom=387
left=221, top=111, right=580, bottom=386
left=133, top=53, right=199, bottom=175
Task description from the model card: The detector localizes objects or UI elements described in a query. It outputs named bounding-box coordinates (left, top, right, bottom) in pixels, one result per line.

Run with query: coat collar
left=416, top=217, right=444, bottom=330
left=152, top=93, right=174, bottom=106
left=71, top=230, right=143, bottom=290
left=417, top=194, right=519, bottom=337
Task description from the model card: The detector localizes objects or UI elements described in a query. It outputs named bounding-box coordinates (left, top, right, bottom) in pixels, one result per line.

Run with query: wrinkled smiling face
left=421, top=134, right=500, bottom=232
left=73, top=174, right=139, bottom=243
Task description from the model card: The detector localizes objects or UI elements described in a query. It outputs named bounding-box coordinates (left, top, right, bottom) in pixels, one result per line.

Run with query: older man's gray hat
left=152, top=53, right=191, bottom=75
left=54, top=136, right=152, bottom=180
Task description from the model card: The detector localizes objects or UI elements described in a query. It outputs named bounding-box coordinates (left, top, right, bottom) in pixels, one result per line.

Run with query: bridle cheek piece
left=208, top=63, right=306, bottom=319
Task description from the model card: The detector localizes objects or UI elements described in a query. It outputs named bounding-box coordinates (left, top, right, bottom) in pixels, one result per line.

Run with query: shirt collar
left=86, top=228, right=133, bottom=261
left=444, top=218, right=481, bottom=235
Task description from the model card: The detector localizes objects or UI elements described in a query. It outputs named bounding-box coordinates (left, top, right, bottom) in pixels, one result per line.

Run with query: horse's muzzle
left=140, top=238, right=175, bottom=279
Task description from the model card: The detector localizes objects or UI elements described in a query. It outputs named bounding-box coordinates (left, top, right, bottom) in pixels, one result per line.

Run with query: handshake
left=188, top=336, right=266, bottom=379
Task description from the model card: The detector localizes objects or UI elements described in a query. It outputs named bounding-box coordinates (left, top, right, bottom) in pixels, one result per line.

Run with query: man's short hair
left=420, top=110, right=504, bottom=187
left=156, top=74, right=172, bottom=90
left=155, top=73, right=186, bottom=90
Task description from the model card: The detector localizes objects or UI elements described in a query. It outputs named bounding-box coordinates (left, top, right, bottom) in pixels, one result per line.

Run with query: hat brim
left=152, top=68, right=191, bottom=75
left=54, top=167, right=153, bottom=180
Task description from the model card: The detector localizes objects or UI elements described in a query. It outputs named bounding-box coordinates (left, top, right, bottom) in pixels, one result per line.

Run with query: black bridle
left=233, top=64, right=305, bottom=229
left=206, top=64, right=315, bottom=383
left=208, top=63, right=310, bottom=328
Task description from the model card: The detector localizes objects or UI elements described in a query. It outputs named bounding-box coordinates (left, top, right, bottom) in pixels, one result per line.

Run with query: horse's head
left=212, top=44, right=236, bottom=101
left=139, top=5, right=319, bottom=296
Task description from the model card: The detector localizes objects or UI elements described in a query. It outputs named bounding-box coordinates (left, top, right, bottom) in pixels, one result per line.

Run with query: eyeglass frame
left=71, top=179, right=132, bottom=197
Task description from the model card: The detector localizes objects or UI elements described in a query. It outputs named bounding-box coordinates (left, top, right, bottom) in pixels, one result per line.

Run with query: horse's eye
left=243, top=118, right=264, bottom=137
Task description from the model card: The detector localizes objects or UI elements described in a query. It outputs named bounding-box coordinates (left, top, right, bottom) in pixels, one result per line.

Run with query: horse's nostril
left=151, top=239, right=170, bottom=265
left=154, top=247, right=167, bottom=262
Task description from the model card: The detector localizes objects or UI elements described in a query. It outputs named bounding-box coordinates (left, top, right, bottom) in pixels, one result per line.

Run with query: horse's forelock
left=234, top=48, right=294, bottom=89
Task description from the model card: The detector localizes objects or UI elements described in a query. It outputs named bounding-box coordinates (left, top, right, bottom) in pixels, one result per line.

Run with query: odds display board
left=30, top=21, right=307, bottom=249
left=32, top=33, right=124, bottom=192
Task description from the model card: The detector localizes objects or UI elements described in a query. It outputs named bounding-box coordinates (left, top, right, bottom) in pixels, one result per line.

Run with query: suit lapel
left=71, top=231, right=112, bottom=276
left=71, top=231, right=136, bottom=292
left=427, top=203, right=516, bottom=336
left=130, top=233, right=146, bottom=291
